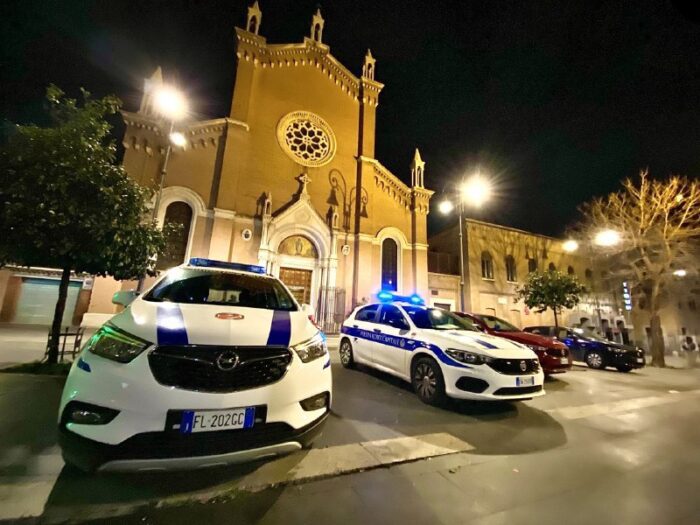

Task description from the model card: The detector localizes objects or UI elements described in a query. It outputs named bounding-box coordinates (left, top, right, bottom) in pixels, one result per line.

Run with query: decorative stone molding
left=276, top=111, right=337, bottom=167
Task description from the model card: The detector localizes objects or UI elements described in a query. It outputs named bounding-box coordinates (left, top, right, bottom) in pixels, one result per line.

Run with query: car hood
left=108, top=298, right=317, bottom=347
left=425, top=330, right=538, bottom=360
left=493, top=330, right=563, bottom=349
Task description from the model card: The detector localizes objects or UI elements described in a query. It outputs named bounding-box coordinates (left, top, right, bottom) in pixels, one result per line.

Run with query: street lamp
left=151, top=85, right=188, bottom=222
left=594, top=229, right=621, bottom=247
left=673, top=269, right=687, bottom=277
left=439, top=172, right=493, bottom=311
left=562, top=239, right=579, bottom=253
left=137, top=85, right=189, bottom=291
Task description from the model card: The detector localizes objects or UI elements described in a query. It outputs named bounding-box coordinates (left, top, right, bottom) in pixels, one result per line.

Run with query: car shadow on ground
left=330, top=363, right=568, bottom=456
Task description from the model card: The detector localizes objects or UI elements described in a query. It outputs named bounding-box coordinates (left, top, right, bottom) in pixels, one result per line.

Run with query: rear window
left=144, top=269, right=297, bottom=311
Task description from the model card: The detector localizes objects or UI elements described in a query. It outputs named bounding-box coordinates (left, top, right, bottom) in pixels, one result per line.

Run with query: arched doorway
left=157, top=201, right=193, bottom=270
left=277, top=235, right=319, bottom=305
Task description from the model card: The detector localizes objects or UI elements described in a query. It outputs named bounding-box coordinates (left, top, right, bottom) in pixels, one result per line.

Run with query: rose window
left=276, top=111, right=336, bottom=167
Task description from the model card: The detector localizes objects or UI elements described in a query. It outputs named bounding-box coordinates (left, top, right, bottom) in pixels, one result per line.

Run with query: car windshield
left=476, top=314, right=520, bottom=332
left=144, top=268, right=297, bottom=311
left=403, top=306, right=479, bottom=331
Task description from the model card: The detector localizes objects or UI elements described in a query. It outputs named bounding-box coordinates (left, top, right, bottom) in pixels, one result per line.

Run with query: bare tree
left=574, top=171, right=700, bottom=367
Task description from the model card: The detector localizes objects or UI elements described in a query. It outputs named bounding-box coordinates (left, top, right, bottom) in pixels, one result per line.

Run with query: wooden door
left=279, top=267, right=313, bottom=305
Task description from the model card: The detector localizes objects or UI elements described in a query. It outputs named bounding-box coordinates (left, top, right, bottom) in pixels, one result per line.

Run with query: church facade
left=85, top=4, right=433, bottom=331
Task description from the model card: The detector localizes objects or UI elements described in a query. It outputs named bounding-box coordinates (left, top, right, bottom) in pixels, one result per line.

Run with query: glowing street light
left=460, top=174, right=492, bottom=208
left=594, top=229, right=621, bottom=247
left=153, top=86, right=188, bottom=121
left=562, top=239, right=579, bottom=253
left=169, top=131, right=187, bottom=148
left=438, top=200, right=454, bottom=215
left=673, top=269, right=687, bottom=277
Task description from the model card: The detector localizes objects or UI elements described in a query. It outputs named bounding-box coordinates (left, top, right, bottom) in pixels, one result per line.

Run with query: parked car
left=455, top=313, right=571, bottom=375
left=523, top=326, right=645, bottom=372
left=340, top=294, right=545, bottom=405
left=58, top=258, right=332, bottom=472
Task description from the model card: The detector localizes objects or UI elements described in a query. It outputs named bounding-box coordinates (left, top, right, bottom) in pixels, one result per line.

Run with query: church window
left=276, top=111, right=337, bottom=167
left=157, top=202, right=193, bottom=270
left=381, top=238, right=398, bottom=291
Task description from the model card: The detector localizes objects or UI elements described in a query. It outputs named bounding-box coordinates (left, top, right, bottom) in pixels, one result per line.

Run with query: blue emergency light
left=376, top=291, right=425, bottom=305
left=188, top=258, right=267, bottom=274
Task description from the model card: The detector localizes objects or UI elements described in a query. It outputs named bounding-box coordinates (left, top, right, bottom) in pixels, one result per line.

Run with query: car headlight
left=527, top=345, right=546, bottom=352
left=85, top=324, right=151, bottom=363
left=445, top=348, right=494, bottom=365
left=292, top=333, right=328, bottom=363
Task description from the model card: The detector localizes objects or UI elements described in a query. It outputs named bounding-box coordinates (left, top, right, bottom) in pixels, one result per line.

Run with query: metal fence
left=317, top=286, right=346, bottom=334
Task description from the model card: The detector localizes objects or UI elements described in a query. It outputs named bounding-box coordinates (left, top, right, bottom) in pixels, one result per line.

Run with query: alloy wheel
left=414, top=363, right=437, bottom=398
left=339, top=341, right=353, bottom=368
left=587, top=352, right=604, bottom=369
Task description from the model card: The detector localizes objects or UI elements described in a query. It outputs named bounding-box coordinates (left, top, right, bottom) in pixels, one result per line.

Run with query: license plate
left=180, top=407, right=255, bottom=434
left=636, top=358, right=644, bottom=364
left=560, top=357, right=569, bottom=364
left=516, top=376, right=535, bottom=387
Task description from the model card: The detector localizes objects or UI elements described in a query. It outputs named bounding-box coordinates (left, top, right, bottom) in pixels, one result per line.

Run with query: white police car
left=340, top=294, right=544, bottom=404
left=58, top=258, right=331, bottom=472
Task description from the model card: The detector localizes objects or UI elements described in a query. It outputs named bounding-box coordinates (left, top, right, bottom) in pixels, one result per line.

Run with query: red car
left=456, top=313, right=572, bottom=375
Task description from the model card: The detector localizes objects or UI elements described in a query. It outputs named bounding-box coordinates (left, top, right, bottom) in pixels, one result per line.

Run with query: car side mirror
left=112, top=290, right=140, bottom=307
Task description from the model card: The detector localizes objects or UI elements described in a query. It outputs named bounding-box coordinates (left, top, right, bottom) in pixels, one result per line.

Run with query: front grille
left=493, top=385, right=543, bottom=396
left=546, top=348, right=568, bottom=358
left=487, top=358, right=540, bottom=375
left=149, top=345, right=293, bottom=393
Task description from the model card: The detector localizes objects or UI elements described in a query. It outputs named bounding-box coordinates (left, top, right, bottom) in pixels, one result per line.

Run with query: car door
left=347, top=304, right=380, bottom=363
left=373, top=304, right=412, bottom=374
left=560, top=328, right=585, bottom=361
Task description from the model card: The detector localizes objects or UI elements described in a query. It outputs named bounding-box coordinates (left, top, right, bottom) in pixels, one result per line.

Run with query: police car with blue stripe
left=58, top=258, right=331, bottom=472
left=340, top=293, right=545, bottom=405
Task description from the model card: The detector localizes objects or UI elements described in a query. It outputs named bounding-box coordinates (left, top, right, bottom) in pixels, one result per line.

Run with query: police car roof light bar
left=188, top=258, right=267, bottom=274
left=376, top=291, right=425, bottom=305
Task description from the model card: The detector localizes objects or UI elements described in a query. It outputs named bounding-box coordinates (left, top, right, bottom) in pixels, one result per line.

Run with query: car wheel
left=412, top=357, right=446, bottom=406
left=616, top=365, right=632, bottom=373
left=339, top=338, right=355, bottom=369
left=586, top=351, right=605, bottom=370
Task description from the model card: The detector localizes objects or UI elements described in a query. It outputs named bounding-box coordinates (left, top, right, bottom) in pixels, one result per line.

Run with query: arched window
left=528, top=258, right=538, bottom=273
left=481, top=251, right=494, bottom=280
left=505, top=255, right=517, bottom=282
left=381, top=238, right=398, bottom=291
left=567, top=266, right=575, bottom=276
left=314, top=24, right=321, bottom=41
left=157, top=202, right=193, bottom=270
left=548, top=262, right=556, bottom=272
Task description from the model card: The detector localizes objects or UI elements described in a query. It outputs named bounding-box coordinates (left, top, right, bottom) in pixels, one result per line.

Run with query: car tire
left=411, top=357, right=447, bottom=406
left=339, top=338, right=355, bottom=369
left=616, top=365, right=633, bottom=373
left=585, top=351, right=606, bottom=370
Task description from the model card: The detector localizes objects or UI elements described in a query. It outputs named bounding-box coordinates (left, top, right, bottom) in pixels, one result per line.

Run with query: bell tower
left=310, top=8, right=325, bottom=43
left=138, top=66, right=163, bottom=116
left=411, top=148, right=425, bottom=188
left=246, top=1, right=262, bottom=35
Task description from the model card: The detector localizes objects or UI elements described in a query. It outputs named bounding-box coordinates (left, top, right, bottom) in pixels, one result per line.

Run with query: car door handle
left=373, top=328, right=382, bottom=334
left=353, top=324, right=358, bottom=328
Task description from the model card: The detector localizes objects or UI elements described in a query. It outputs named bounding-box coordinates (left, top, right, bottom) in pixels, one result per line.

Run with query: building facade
left=83, top=4, right=433, bottom=331
left=427, top=219, right=700, bottom=352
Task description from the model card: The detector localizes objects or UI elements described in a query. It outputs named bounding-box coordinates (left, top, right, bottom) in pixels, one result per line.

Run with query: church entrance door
left=279, top=267, right=313, bottom=305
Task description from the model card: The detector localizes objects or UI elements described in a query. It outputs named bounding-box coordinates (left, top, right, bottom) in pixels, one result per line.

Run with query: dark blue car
left=523, top=326, right=645, bottom=373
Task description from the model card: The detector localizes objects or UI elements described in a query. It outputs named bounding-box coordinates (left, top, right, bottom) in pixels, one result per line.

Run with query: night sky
left=2, top=0, right=700, bottom=237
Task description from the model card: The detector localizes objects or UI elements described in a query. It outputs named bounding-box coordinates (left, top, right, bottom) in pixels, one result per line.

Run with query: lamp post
left=136, top=86, right=188, bottom=291
left=151, top=86, right=188, bottom=223
left=438, top=173, right=492, bottom=312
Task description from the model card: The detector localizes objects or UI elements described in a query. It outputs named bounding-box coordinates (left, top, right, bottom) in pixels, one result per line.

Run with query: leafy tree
left=0, top=85, right=169, bottom=364
left=516, top=270, right=586, bottom=328
left=574, top=171, right=700, bottom=367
